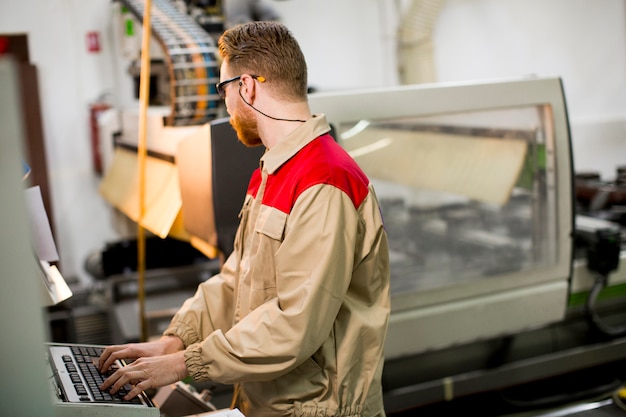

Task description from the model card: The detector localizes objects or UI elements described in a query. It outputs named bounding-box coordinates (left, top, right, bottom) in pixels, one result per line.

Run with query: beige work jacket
left=164, top=114, right=391, bottom=417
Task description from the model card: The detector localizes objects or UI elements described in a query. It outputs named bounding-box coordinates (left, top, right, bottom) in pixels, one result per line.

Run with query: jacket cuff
left=163, top=321, right=201, bottom=348
left=184, top=343, right=211, bottom=381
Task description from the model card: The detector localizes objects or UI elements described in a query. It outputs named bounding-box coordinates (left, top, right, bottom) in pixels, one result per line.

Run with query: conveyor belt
left=121, top=0, right=221, bottom=126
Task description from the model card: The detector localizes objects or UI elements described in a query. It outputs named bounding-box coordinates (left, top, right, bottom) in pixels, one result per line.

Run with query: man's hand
left=99, top=351, right=189, bottom=400
left=98, top=335, right=184, bottom=374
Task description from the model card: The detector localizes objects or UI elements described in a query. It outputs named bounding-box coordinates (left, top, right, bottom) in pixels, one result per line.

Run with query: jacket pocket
left=248, top=206, right=286, bottom=295
left=255, top=205, right=287, bottom=241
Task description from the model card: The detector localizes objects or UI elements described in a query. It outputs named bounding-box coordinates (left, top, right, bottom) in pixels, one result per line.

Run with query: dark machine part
left=575, top=167, right=626, bottom=337
left=98, top=236, right=211, bottom=279
left=576, top=215, right=625, bottom=337
left=575, top=167, right=626, bottom=227
left=581, top=227, right=621, bottom=276
left=182, top=0, right=225, bottom=39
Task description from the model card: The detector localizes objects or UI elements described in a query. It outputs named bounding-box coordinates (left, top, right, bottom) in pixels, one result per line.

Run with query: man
left=99, top=21, right=391, bottom=417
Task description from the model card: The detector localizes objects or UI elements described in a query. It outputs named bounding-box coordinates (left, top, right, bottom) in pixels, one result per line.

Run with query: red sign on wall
left=86, top=31, right=100, bottom=53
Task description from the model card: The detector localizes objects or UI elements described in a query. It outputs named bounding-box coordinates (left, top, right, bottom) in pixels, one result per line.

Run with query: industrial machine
left=308, top=77, right=626, bottom=414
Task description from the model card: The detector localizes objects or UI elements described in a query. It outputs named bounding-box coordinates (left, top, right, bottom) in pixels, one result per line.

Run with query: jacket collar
left=261, top=114, right=331, bottom=175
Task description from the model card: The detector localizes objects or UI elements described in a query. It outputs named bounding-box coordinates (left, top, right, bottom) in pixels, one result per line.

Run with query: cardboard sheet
left=175, top=124, right=217, bottom=250
left=99, top=139, right=219, bottom=259
left=344, top=128, right=528, bottom=205
left=99, top=147, right=184, bottom=239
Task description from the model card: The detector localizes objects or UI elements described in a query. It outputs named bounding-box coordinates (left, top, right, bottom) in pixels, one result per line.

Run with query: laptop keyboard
left=49, top=344, right=149, bottom=406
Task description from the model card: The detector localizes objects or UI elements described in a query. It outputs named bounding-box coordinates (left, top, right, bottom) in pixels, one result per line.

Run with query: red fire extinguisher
left=89, top=100, right=111, bottom=175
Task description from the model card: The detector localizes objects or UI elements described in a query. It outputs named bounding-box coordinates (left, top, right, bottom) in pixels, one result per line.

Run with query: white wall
left=0, top=0, right=624, bottom=283
left=431, top=0, right=626, bottom=179
left=270, top=0, right=400, bottom=90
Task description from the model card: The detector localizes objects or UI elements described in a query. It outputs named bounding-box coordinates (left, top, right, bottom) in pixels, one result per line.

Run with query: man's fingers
left=98, top=349, right=115, bottom=373
left=99, top=351, right=184, bottom=400
left=100, top=364, right=131, bottom=392
left=125, top=380, right=149, bottom=400
left=99, top=345, right=137, bottom=373
left=97, top=351, right=110, bottom=373
left=101, top=366, right=147, bottom=398
left=99, top=372, right=119, bottom=393
left=98, top=345, right=125, bottom=373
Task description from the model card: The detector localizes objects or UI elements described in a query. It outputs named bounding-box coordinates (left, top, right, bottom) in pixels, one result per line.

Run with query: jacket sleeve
left=163, top=250, right=238, bottom=347
left=184, top=184, right=361, bottom=383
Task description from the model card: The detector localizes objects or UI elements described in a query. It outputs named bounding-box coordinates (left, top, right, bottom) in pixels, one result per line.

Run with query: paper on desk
left=190, top=408, right=246, bottom=417
left=344, top=128, right=528, bottom=206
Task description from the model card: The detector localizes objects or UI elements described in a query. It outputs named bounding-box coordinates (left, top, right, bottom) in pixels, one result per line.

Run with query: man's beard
left=230, top=105, right=262, bottom=147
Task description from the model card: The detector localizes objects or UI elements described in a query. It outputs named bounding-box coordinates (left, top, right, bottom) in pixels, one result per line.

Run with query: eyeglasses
left=216, top=74, right=266, bottom=99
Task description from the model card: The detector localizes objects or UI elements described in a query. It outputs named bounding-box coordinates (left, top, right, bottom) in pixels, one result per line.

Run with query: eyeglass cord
left=238, top=87, right=306, bottom=123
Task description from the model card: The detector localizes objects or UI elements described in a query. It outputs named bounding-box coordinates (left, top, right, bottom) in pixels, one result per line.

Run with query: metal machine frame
left=307, top=77, right=619, bottom=413
left=310, top=76, right=574, bottom=358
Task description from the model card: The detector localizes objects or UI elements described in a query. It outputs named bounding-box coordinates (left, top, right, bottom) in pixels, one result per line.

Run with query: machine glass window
left=337, top=104, right=558, bottom=296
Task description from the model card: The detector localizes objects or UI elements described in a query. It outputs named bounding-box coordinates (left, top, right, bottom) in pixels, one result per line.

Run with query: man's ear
left=239, top=75, right=256, bottom=102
